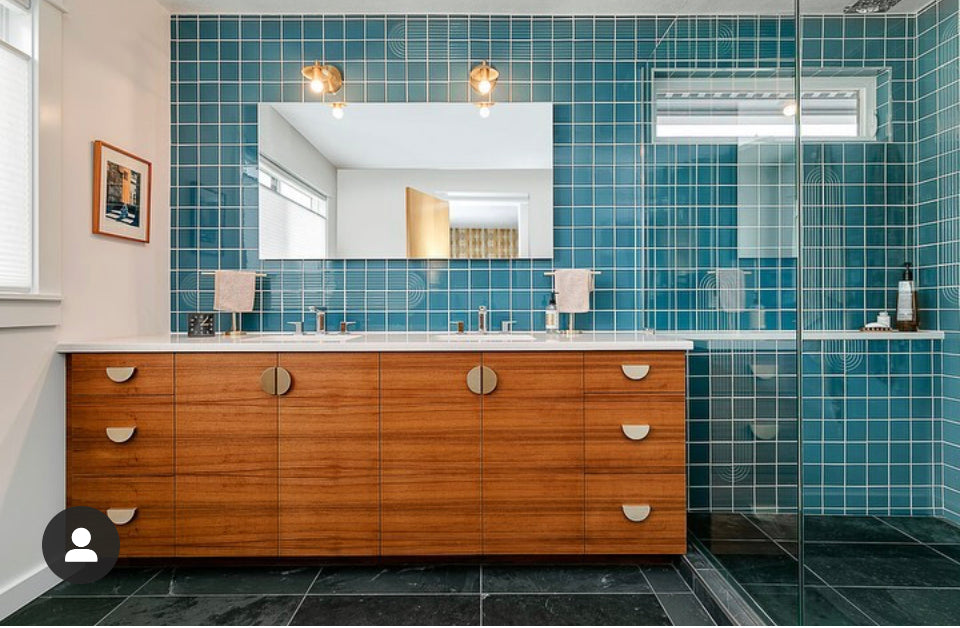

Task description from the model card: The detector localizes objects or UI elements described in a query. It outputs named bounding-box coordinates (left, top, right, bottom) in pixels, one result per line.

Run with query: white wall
left=258, top=104, right=338, bottom=257
left=0, top=0, right=170, bottom=619
left=336, top=169, right=553, bottom=259
left=60, top=0, right=171, bottom=339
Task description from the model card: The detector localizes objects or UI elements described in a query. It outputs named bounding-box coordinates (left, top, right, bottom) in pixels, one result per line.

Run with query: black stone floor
left=1, top=563, right=715, bottom=626
left=689, top=513, right=960, bottom=626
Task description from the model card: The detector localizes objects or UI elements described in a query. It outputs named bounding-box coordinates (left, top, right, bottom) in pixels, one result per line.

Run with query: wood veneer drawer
left=584, top=352, right=685, bottom=394
left=67, top=475, right=174, bottom=557
left=69, top=354, right=174, bottom=397
left=176, top=474, right=278, bottom=557
left=585, top=473, right=686, bottom=554
left=68, top=401, right=174, bottom=476
left=585, top=395, right=685, bottom=474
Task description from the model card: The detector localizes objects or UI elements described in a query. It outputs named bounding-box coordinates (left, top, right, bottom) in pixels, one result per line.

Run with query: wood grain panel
left=585, top=394, right=685, bottom=474
left=584, top=351, right=686, bottom=394
left=585, top=473, right=686, bottom=554
left=481, top=352, right=584, bottom=555
left=381, top=352, right=481, bottom=556
left=176, top=474, right=278, bottom=556
left=278, top=353, right=379, bottom=556
left=68, top=353, right=174, bottom=397
left=68, top=400, right=174, bottom=476
left=68, top=475, right=174, bottom=557
left=175, top=353, right=278, bottom=556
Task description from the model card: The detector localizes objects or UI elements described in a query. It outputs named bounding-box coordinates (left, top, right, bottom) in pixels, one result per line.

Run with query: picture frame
left=92, top=140, right=152, bottom=243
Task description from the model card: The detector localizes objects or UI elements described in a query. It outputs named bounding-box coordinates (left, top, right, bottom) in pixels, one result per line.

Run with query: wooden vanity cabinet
left=66, top=348, right=687, bottom=558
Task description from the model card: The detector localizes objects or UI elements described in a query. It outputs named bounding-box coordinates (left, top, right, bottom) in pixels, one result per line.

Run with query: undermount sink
left=243, top=333, right=361, bottom=342
left=432, top=333, right=537, bottom=342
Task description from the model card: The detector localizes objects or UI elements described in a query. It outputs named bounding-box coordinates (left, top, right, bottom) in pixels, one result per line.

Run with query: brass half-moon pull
left=621, top=365, right=651, bottom=381
left=622, top=505, right=652, bottom=522
left=466, top=365, right=498, bottom=395
left=621, top=424, right=651, bottom=441
left=260, top=367, right=277, bottom=395
left=276, top=366, right=292, bottom=396
left=107, top=507, right=138, bottom=526
left=105, top=427, right=137, bottom=443
left=105, top=367, right=136, bottom=383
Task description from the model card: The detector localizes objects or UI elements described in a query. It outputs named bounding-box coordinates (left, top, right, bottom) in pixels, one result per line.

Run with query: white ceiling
left=159, top=0, right=932, bottom=15
left=269, top=102, right=553, bottom=170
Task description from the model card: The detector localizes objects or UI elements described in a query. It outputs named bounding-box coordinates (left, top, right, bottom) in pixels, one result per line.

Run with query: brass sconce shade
left=469, top=61, right=499, bottom=96
left=302, top=63, right=343, bottom=95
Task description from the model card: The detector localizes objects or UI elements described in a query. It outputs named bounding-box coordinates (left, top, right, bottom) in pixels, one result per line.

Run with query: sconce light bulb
left=310, top=78, right=324, bottom=94
left=479, top=105, right=491, bottom=119
left=331, top=104, right=345, bottom=119
left=478, top=79, right=492, bottom=95
left=782, top=101, right=797, bottom=117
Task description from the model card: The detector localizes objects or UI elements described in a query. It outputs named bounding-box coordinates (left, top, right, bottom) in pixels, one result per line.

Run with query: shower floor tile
left=689, top=513, right=960, bottom=626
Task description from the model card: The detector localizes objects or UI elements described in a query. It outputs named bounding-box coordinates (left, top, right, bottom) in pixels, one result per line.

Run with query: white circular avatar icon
left=64, top=527, right=98, bottom=563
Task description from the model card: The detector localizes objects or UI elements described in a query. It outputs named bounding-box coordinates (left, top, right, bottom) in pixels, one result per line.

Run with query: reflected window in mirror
left=258, top=158, right=329, bottom=259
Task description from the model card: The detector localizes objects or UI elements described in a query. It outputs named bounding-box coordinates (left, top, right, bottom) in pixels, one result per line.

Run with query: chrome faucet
left=477, top=306, right=488, bottom=334
left=309, top=306, right=328, bottom=334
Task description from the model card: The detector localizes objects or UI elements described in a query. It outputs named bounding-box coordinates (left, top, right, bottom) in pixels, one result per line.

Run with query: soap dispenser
left=895, top=262, right=919, bottom=332
left=545, top=292, right=559, bottom=332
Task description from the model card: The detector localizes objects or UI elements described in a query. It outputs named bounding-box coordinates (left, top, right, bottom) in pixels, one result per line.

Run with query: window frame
left=653, top=75, right=879, bottom=143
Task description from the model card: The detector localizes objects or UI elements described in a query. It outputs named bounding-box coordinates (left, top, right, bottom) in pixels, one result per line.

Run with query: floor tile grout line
left=94, top=569, right=164, bottom=626
left=286, top=567, right=322, bottom=627
left=664, top=563, right=716, bottom=626
left=637, top=563, right=674, bottom=625
left=872, top=515, right=960, bottom=566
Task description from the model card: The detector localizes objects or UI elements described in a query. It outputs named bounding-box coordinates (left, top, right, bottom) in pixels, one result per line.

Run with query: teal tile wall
left=916, top=0, right=960, bottom=524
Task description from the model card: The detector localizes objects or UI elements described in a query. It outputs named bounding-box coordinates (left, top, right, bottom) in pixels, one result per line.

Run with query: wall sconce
left=469, top=61, right=499, bottom=96
left=302, top=62, right=343, bottom=95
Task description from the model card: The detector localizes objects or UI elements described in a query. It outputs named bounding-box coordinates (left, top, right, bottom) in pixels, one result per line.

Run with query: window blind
left=0, top=28, right=32, bottom=291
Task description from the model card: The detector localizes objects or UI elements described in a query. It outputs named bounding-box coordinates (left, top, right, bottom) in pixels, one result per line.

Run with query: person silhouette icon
left=64, top=527, right=98, bottom=563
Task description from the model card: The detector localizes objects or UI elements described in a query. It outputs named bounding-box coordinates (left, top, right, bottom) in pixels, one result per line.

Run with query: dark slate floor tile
left=657, top=593, right=715, bottom=626
left=291, top=595, right=480, bottom=626
left=46, top=567, right=160, bottom=597
left=746, top=514, right=799, bottom=542
left=483, top=565, right=650, bottom=593
left=481, top=594, right=670, bottom=626
left=805, top=542, right=960, bottom=587
left=744, top=585, right=874, bottom=626
left=932, top=544, right=960, bottom=563
left=100, top=595, right=300, bottom=626
left=698, top=539, right=803, bottom=585
left=802, top=516, right=914, bottom=543
left=309, top=565, right=480, bottom=594
left=137, top=567, right=318, bottom=595
left=878, top=516, right=960, bottom=544
left=837, top=586, right=960, bottom=626
left=0, top=596, right=122, bottom=626
left=641, top=565, right=690, bottom=593
left=688, top=513, right=768, bottom=541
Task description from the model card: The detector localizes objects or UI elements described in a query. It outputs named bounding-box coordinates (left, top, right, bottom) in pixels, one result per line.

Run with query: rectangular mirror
left=257, top=102, right=553, bottom=260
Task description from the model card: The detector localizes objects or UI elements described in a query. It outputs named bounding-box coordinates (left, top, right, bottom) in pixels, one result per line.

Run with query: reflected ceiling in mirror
left=257, top=102, right=554, bottom=260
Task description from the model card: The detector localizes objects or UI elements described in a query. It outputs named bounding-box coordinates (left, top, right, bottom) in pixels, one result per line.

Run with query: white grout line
left=285, top=568, right=322, bottom=627
left=94, top=569, right=164, bottom=627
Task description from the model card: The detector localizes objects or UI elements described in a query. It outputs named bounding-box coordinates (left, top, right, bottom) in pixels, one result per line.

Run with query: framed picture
left=92, top=141, right=152, bottom=243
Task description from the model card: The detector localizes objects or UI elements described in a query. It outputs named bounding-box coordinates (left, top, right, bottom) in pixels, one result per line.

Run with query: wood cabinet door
left=481, top=352, right=585, bottom=554
left=381, top=352, right=482, bottom=555
left=175, top=353, right=278, bottom=556
left=278, top=353, right=380, bottom=556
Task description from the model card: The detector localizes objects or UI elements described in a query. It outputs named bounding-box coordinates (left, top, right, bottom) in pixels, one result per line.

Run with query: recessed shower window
left=654, top=75, right=878, bottom=141
left=258, top=158, right=329, bottom=259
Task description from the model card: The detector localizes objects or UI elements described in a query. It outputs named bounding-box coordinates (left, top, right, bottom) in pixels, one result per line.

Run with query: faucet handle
left=340, top=321, right=357, bottom=334
left=501, top=320, right=517, bottom=333
left=287, top=321, right=303, bottom=335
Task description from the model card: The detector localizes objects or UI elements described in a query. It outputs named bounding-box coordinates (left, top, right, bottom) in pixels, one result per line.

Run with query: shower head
left=843, top=0, right=903, bottom=13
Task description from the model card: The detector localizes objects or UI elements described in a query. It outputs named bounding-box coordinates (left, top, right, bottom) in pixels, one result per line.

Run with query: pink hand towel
left=214, top=270, right=257, bottom=312
left=554, top=269, right=594, bottom=313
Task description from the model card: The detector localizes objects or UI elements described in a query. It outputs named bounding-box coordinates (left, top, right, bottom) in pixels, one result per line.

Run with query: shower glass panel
left=648, top=3, right=802, bottom=625
left=797, top=1, right=960, bottom=625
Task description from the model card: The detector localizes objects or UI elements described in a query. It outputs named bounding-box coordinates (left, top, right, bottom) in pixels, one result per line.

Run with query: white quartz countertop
left=56, top=331, right=695, bottom=353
